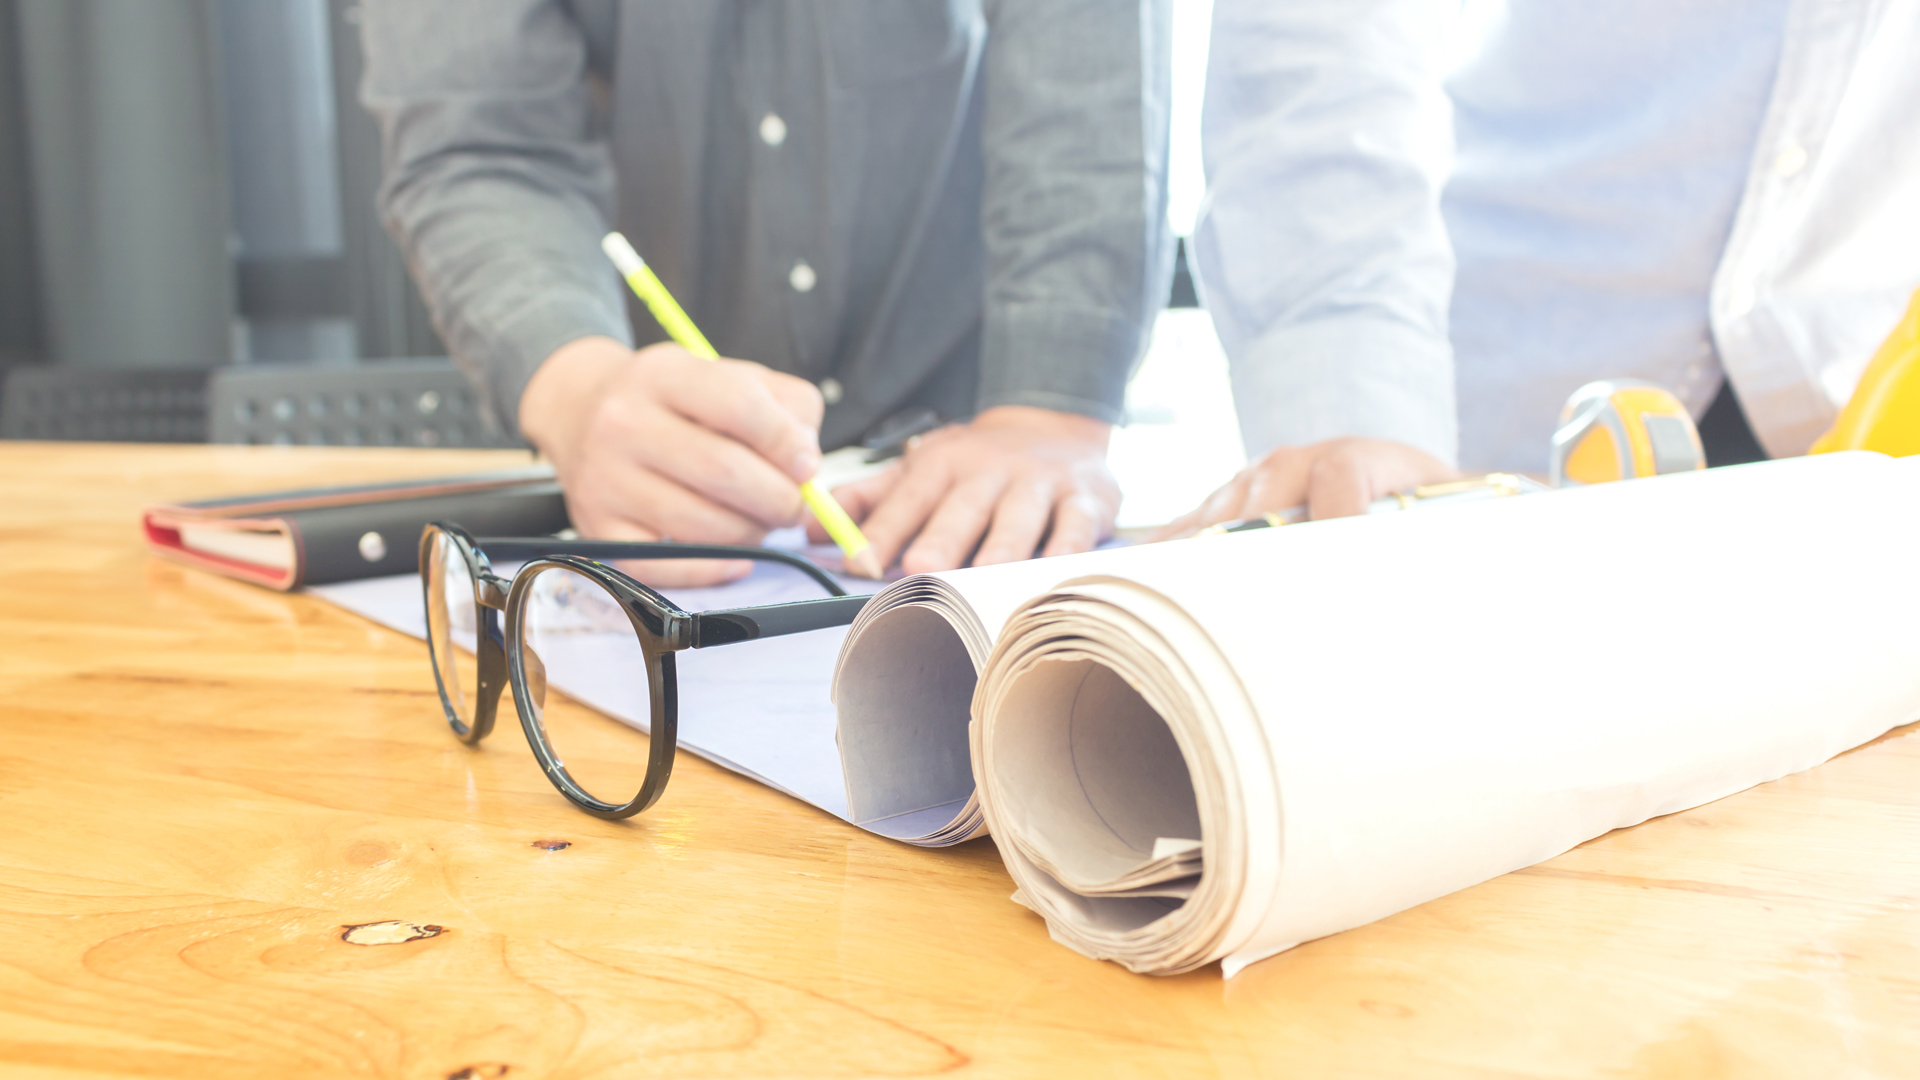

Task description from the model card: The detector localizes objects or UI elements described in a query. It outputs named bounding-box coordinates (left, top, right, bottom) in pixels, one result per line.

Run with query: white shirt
left=1196, top=0, right=1920, bottom=472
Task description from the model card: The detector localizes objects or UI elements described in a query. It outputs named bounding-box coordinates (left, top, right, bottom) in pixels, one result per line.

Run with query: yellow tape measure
left=1550, top=380, right=1706, bottom=487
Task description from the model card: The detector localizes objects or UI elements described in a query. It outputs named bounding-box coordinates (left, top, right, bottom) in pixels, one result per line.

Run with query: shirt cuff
left=976, top=300, right=1145, bottom=425
left=448, top=288, right=633, bottom=437
left=1229, top=316, right=1458, bottom=466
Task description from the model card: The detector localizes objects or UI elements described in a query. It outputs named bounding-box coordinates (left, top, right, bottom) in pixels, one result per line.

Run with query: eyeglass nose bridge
left=477, top=575, right=509, bottom=610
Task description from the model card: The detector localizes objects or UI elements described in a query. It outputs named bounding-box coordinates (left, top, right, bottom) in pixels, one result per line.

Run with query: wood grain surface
left=2, top=442, right=1917, bottom=1079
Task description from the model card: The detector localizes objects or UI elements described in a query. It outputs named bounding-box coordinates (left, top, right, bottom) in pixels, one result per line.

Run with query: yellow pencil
left=600, top=231, right=883, bottom=579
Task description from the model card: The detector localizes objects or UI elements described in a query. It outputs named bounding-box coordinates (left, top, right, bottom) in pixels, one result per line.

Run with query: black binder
left=143, top=467, right=570, bottom=589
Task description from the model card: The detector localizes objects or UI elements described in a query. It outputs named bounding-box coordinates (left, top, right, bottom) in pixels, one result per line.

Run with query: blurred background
left=0, top=0, right=1238, bottom=513
left=0, top=0, right=468, bottom=446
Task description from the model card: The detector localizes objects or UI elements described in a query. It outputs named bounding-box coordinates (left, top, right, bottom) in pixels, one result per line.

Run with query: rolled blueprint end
left=971, top=579, right=1277, bottom=976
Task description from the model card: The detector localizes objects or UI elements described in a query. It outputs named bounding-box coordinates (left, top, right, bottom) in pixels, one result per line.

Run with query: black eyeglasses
left=419, top=521, right=867, bottom=819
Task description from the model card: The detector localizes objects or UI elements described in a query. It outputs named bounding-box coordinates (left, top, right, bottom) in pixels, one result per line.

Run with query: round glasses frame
left=419, top=521, right=868, bottom=819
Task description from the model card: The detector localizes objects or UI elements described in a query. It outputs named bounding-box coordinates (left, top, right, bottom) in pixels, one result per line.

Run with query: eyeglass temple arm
left=475, top=538, right=849, bottom=596
left=691, top=594, right=870, bottom=648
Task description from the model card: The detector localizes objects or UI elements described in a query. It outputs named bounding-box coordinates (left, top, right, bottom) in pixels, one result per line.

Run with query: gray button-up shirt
left=361, top=0, right=1173, bottom=450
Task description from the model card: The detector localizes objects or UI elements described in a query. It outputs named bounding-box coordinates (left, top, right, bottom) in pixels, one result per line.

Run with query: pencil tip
left=847, top=548, right=884, bottom=580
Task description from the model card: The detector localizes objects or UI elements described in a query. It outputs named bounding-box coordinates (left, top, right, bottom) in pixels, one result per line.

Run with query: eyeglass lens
left=519, top=564, right=659, bottom=805
left=426, top=530, right=480, bottom=726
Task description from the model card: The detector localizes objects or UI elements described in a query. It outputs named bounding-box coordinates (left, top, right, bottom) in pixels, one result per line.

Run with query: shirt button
left=759, top=112, right=787, bottom=147
left=789, top=260, right=817, bottom=293
left=819, top=377, right=844, bottom=406
left=1772, top=142, right=1808, bottom=179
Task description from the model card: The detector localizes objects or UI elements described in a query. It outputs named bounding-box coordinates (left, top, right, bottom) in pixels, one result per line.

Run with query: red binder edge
left=142, top=511, right=304, bottom=592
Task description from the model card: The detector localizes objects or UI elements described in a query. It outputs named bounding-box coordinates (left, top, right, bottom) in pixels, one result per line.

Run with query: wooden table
left=4, top=442, right=1917, bottom=1079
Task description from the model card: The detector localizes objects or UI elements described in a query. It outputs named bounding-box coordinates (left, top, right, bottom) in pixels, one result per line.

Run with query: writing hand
left=519, top=336, right=823, bottom=586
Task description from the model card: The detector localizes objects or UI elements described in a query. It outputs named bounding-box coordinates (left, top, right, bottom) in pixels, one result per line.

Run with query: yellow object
left=600, top=232, right=881, bottom=577
left=799, top=480, right=874, bottom=568
left=1550, top=381, right=1705, bottom=486
left=1561, top=420, right=1622, bottom=485
left=1809, top=289, right=1920, bottom=458
left=627, top=263, right=719, bottom=359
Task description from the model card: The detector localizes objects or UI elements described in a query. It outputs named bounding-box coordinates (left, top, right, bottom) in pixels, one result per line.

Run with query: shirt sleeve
left=975, top=0, right=1176, bottom=425
left=359, top=0, right=630, bottom=436
left=1194, top=0, right=1459, bottom=464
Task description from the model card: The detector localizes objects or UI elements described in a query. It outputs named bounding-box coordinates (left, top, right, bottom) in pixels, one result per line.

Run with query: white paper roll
left=968, top=452, right=1920, bottom=974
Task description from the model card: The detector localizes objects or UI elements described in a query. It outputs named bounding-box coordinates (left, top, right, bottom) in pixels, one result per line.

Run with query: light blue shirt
left=1199, top=0, right=1920, bottom=472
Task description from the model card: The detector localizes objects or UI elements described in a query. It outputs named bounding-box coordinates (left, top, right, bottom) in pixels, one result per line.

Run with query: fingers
left=864, top=465, right=960, bottom=572
left=1150, top=473, right=1243, bottom=541
left=635, top=405, right=807, bottom=528
left=860, top=411, right=1115, bottom=572
left=1236, top=448, right=1314, bottom=521
left=653, top=352, right=822, bottom=482
left=1148, top=450, right=1295, bottom=542
left=1040, top=490, right=1107, bottom=558
left=974, top=479, right=1055, bottom=565
left=856, top=459, right=956, bottom=572
left=1305, top=438, right=1457, bottom=520
left=1380, top=442, right=1461, bottom=493
left=751, top=365, right=826, bottom=431
left=902, top=474, right=1007, bottom=574
left=1303, top=449, right=1376, bottom=520
left=1148, top=510, right=1205, bottom=543
left=1153, top=438, right=1462, bottom=542
left=1189, top=472, right=1256, bottom=533
left=527, top=340, right=823, bottom=559
left=569, top=446, right=770, bottom=546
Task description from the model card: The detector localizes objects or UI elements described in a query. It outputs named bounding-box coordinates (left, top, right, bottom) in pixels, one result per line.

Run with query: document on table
left=312, top=545, right=866, bottom=820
